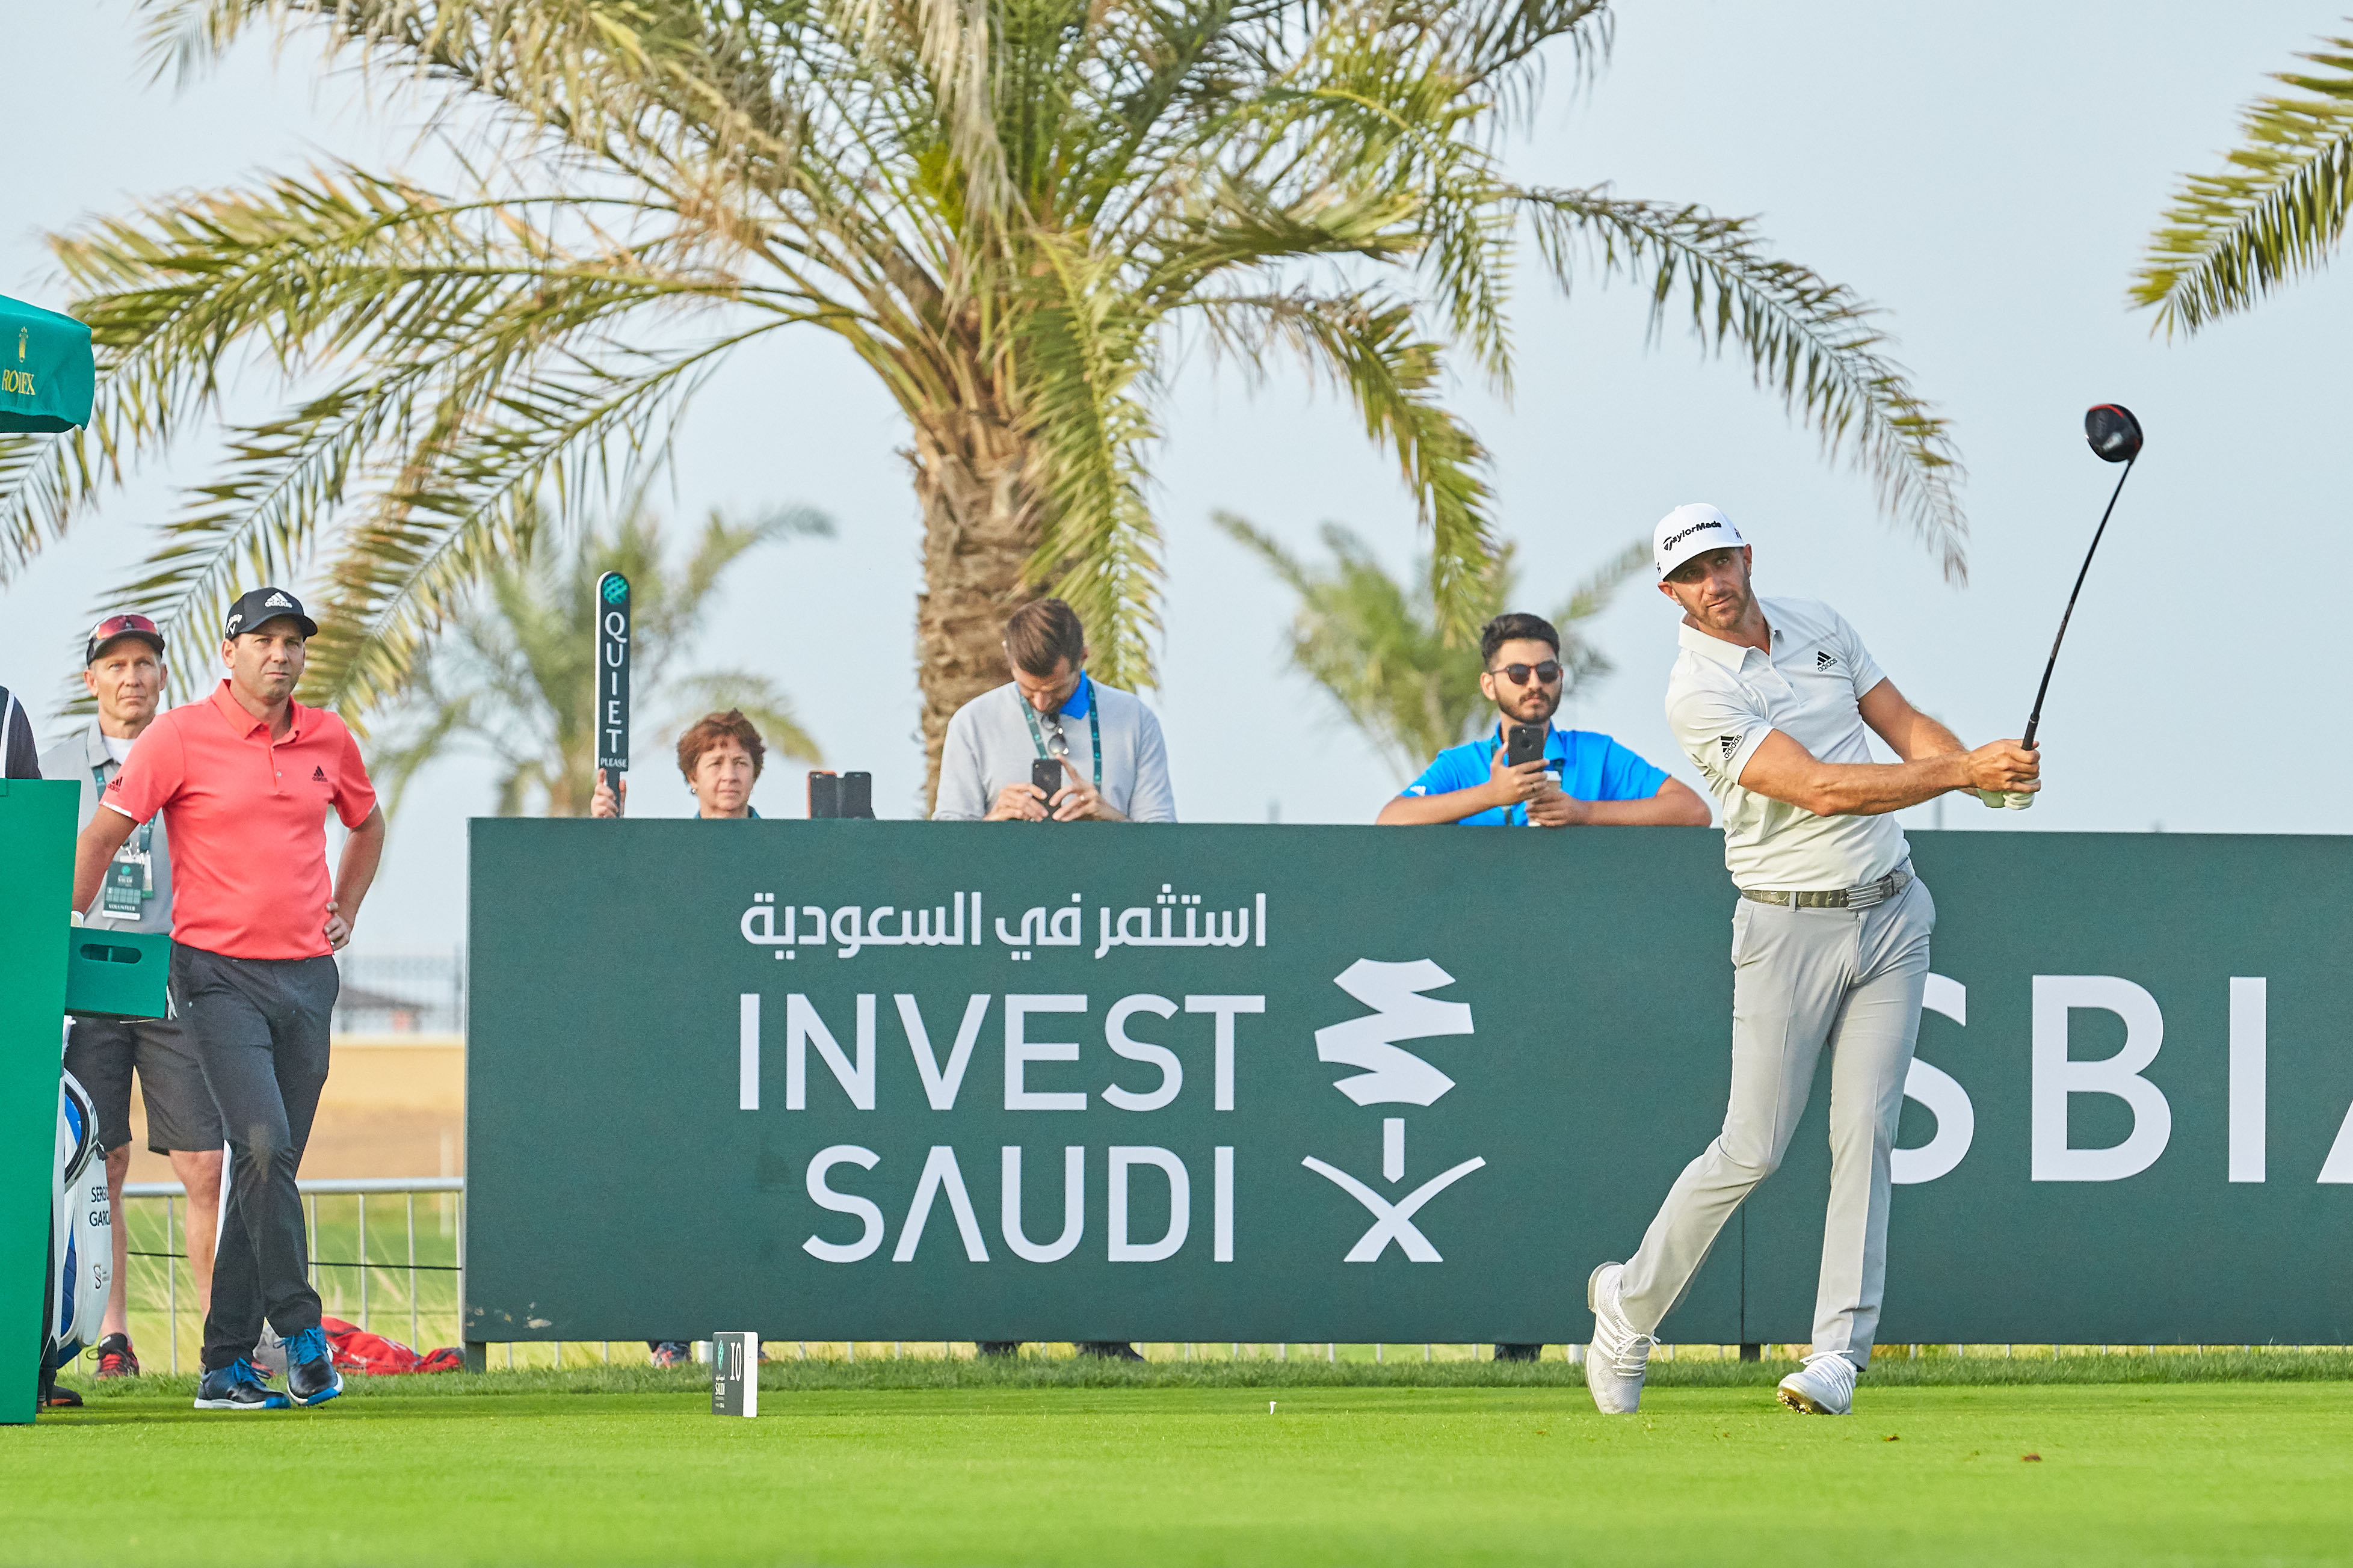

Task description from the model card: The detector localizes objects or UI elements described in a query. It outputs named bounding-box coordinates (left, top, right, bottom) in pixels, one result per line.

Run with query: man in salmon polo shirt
left=72, top=587, right=386, bottom=1413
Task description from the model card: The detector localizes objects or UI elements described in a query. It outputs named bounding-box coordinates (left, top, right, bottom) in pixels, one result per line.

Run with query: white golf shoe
left=1584, top=1262, right=1657, bottom=1415
left=1776, top=1353, right=1858, bottom=1415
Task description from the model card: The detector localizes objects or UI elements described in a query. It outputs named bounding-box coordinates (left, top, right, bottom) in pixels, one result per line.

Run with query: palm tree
left=1216, top=511, right=1644, bottom=782
left=372, top=495, right=828, bottom=816
left=2133, top=25, right=2353, bottom=331
left=0, top=0, right=1966, bottom=807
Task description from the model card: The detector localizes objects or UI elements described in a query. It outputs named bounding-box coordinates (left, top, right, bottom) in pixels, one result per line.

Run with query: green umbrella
left=0, top=292, right=94, bottom=434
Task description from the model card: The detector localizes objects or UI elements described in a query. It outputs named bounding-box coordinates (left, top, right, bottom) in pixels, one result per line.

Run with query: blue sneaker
left=194, top=1359, right=288, bottom=1411
left=285, top=1327, right=342, bottom=1407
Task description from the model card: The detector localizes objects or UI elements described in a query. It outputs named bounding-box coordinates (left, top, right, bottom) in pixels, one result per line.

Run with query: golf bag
left=43, top=1069, right=113, bottom=1373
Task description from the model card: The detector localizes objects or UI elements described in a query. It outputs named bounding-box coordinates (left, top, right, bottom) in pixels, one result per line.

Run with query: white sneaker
left=1776, top=1353, right=1858, bottom=1415
left=1584, top=1262, right=1656, bottom=1415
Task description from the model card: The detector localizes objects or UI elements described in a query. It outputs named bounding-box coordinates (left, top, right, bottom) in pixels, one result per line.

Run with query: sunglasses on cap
left=85, top=613, right=164, bottom=665
left=1487, top=660, right=1562, bottom=686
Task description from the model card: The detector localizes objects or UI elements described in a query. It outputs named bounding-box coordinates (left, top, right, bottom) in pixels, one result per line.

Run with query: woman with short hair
left=590, top=709, right=766, bottom=820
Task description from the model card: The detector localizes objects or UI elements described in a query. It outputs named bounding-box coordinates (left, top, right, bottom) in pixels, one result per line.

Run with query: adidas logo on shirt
left=312, top=766, right=328, bottom=782
left=1816, top=650, right=1837, bottom=671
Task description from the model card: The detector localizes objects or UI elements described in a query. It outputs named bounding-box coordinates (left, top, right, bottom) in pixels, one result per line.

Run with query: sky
left=5, top=1, right=2347, bottom=956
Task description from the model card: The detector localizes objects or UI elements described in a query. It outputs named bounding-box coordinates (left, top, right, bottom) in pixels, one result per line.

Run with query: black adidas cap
left=223, top=586, right=318, bottom=641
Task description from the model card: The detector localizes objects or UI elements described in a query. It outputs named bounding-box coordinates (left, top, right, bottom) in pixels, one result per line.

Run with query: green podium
left=0, top=781, right=168, bottom=1424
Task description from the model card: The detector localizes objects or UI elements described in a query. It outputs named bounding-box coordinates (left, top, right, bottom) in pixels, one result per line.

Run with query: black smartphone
left=807, top=770, right=839, bottom=819
left=838, top=771, right=873, bottom=820
left=1032, top=757, right=1064, bottom=814
left=1505, top=724, right=1546, bottom=768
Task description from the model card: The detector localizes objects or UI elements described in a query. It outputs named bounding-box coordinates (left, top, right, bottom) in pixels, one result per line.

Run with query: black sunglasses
left=1488, top=660, right=1562, bottom=686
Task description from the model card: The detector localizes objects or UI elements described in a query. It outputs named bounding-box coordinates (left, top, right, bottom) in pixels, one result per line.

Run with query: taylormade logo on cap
left=1653, top=503, right=1748, bottom=578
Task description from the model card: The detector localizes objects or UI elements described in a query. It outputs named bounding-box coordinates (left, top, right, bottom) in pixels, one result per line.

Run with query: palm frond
left=1189, top=289, right=1498, bottom=642
left=371, top=490, right=828, bottom=814
left=1552, top=536, right=1649, bottom=627
left=2133, top=32, right=2353, bottom=333
left=1213, top=509, right=1516, bottom=776
left=300, top=332, right=763, bottom=717
left=1522, top=188, right=1967, bottom=583
left=1546, top=535, right=1648, bottom=692
left=1020, top=229, right=1162, bottom=690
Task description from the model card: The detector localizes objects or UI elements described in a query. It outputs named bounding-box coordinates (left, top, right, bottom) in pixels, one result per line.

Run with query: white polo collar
left=1676, top=619, right=1777, bottom=671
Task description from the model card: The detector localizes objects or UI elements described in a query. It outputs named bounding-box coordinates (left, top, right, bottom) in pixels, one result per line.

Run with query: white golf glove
left=1976, top=790, right=2034, bottom=810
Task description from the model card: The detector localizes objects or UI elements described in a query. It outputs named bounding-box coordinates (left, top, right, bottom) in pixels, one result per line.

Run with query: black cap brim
left=238, top=613, right=320, bottom=639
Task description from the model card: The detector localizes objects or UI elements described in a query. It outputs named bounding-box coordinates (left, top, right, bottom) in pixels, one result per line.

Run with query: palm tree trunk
left=910, top=407, right=1045, bottom=810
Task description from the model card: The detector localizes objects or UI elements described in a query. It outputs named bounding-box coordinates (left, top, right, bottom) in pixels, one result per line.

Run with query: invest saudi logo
left=1303, top=959, right=1485, bottom=1262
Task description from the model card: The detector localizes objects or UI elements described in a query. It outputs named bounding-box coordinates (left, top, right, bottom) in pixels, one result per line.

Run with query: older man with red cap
left=41, top=615, right=228, bottom=1383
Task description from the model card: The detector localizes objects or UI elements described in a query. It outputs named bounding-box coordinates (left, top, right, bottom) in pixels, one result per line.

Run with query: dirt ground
left=122, top=1034, right=463, bottom=1182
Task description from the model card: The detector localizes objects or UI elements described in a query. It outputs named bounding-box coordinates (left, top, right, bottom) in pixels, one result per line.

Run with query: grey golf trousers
left=171, top=943, right=338, bottom=1372
left=1619, top=874, right=1934, bottom=1368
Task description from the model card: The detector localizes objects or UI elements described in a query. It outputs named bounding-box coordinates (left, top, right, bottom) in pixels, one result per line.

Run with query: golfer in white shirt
left=1585, top=505, right=2038, bottom=1417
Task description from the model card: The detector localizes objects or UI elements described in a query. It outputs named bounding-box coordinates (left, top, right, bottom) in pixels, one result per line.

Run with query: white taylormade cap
left=1653, top=503, right=1747, bottom=578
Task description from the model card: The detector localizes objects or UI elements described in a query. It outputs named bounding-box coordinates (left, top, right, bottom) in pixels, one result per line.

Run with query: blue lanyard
left=1022, top=693, right=1102, bottom=789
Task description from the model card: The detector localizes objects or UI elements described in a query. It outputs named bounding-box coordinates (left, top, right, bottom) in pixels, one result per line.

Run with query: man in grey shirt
left=42, top=613, right=228, bottom=1380
left=931, top=598, right=1175, bottom=825
left=936, top=600, right=1170, bottom=1360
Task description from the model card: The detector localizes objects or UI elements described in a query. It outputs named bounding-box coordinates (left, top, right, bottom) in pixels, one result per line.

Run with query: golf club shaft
left=2021, top=457, right=2135, bottom=752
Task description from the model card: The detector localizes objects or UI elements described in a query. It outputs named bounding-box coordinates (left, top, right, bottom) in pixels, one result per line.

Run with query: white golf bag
left=44, top=1070, right=113, bottom=1372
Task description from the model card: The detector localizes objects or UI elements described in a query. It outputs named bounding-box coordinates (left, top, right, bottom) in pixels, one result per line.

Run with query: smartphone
left=1032, top=757, right=1064, bottom=816
left=807, top=770, right=839, bottom=819
left=1505, top=725, right=1546, bottom=769
left=838, top=771, right=873, bottom=820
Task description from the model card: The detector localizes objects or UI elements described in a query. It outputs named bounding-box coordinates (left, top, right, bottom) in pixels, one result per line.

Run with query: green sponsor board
left=467, top=822, right=2353, bottom=1348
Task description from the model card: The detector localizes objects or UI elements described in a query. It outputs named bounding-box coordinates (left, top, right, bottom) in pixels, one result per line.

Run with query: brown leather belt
left=1740, top=864, right=1912, bottom=911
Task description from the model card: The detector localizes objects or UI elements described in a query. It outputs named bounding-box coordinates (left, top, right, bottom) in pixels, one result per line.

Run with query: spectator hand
left=1526, top=782, right=1591, bottom=828
left=985, top=782, right=1050, bottom=822
left=590, top=768, right=628, bottom=818
left=1049, top=760, right=1120, bottom=822
left=324, top=900, right=353, bottom=952
left=1485, top=747, right=1551, bottom=811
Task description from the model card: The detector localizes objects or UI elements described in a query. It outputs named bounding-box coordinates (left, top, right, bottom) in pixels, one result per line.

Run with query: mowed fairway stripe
left=5, top=1384, right=2351, bottom=1566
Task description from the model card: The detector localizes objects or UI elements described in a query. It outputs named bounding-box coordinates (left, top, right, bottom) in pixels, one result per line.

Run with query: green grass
left=9, top=1370, right=2352, bottom=1565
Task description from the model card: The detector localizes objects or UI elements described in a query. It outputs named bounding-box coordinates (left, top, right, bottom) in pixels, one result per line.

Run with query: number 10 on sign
left=596, top=572, right=631, bottom=775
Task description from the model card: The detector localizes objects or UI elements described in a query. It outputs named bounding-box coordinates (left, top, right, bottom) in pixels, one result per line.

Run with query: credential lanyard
left=1023, top=698, right=1102, bottom=790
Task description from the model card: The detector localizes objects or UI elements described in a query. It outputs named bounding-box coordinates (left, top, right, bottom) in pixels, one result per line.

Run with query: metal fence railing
left=330, top=950, right=466, bottom=1036
left=117, top=1177, right=464, bottom=1375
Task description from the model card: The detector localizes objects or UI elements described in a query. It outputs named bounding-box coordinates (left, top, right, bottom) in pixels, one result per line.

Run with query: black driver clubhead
left=2085, top=403, right=2142, bottom=464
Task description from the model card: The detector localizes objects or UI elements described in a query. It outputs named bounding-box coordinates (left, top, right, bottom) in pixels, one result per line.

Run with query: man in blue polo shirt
left=1377, top=612, right=1710, bottom=832
left=1379, top=609, right=1707, bottom=1362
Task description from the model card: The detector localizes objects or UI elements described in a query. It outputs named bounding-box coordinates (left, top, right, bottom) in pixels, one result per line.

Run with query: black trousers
left=171, top=944, right=338, bottom=1371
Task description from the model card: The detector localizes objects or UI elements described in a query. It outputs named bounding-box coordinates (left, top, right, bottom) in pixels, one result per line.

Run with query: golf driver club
left=1982, top=403, right=2144, bottom=808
